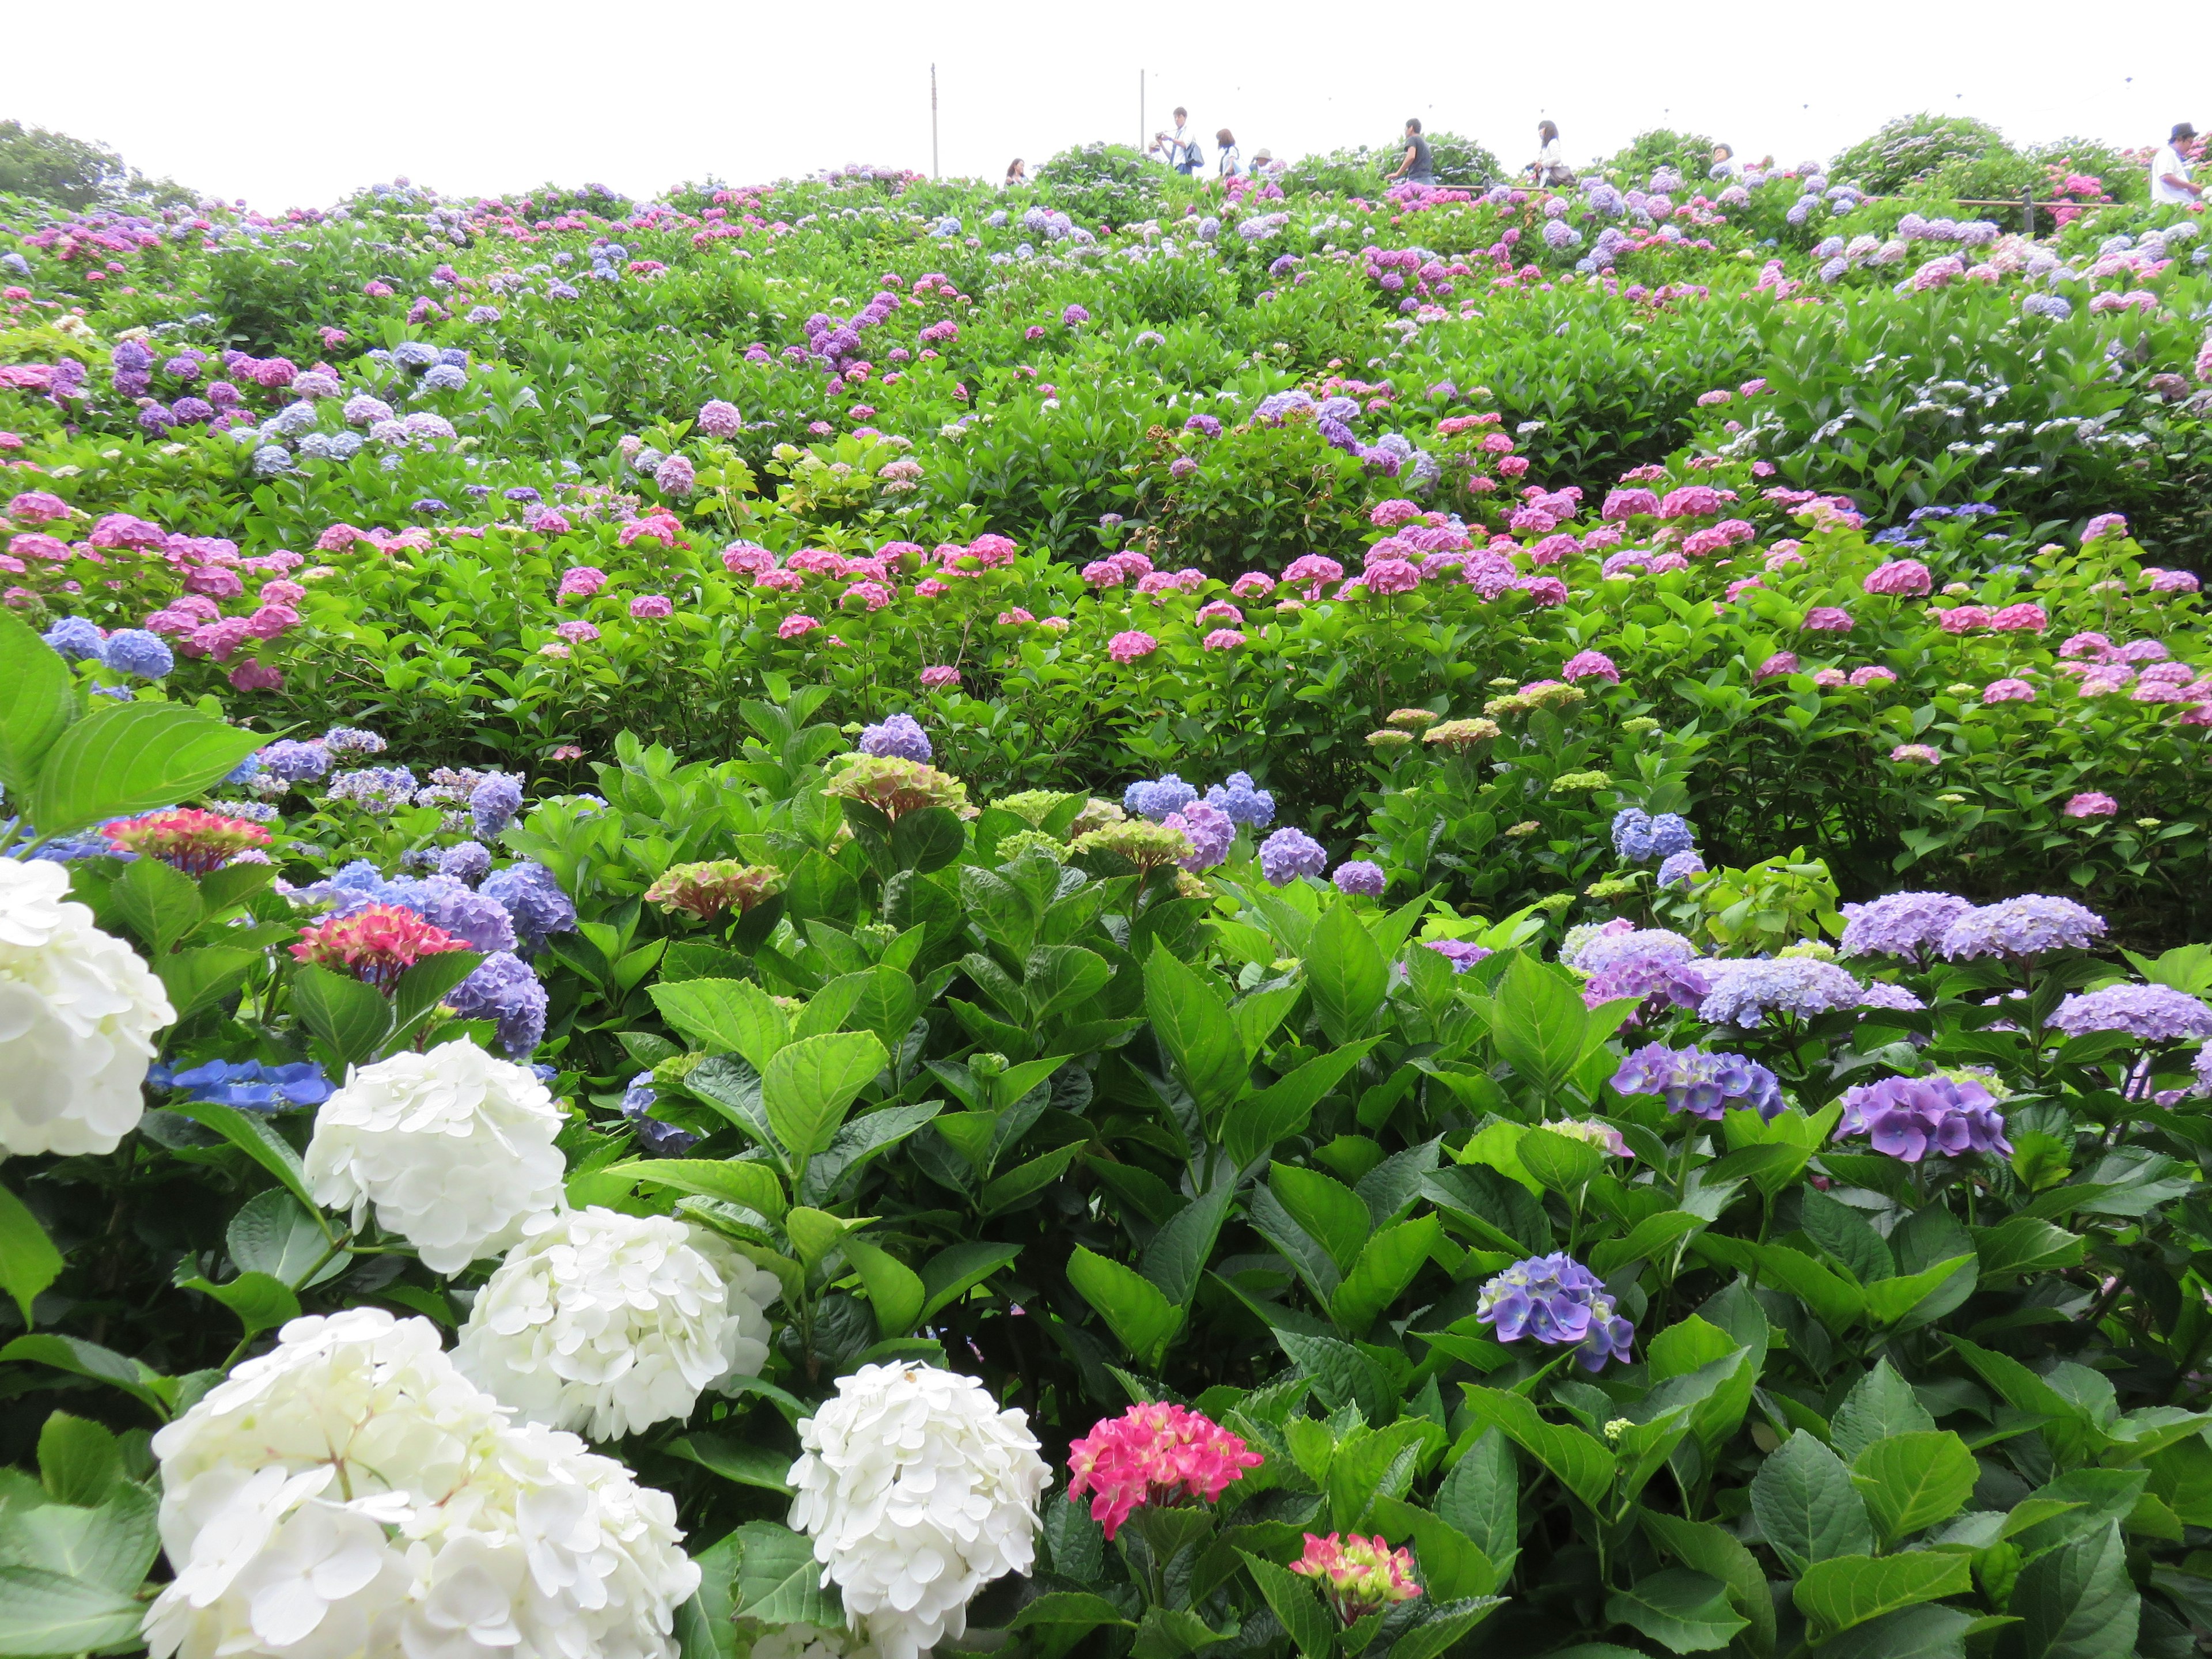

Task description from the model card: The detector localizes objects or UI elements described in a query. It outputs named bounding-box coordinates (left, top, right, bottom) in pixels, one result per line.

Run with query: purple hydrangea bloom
left=1611, top=808, right=1655, bottom=861
left=1259, top=827, right=1328, bottom=886
left=323, top=726, right=388, bottom=757
left=2049, top=984, right=2212, bottom=1043
left=1166, top=801, right=1234, bottom=872
left=446, top=950, right=548, bottom=1056
left=377, top=874, right=518, bottom=955
left=1332, top=859, right=1387, bottom=896
left=622, top=1071, right=699, bottom=1157
left=1205, top=772, right=1275, bottom=827
left=479, top=861, right=577, bottom=956
left=1656, top=850, right=1705, bottom=887
left=1476, top=1253, right=1635, bottom=1370
left=1572, top=927, right=1697, bottom=974
left=438, top=840, right=492, bottom=885
left=325, top=767, right=420, bottom=814
left=100, top=628, right=174, bottom=680
left=470, top=772, right=525, bottom=840
left=1649, top=814, right=1695, bottom=857
left=1840, top=892, right=1974, bottom=961
left=1858, top=980, right=1927, bottom=1012
left=1422, top=940, right=1494, bottom=972
left=1940, top=895, right=2108, bottom=960
left=258, top=739, right=332, bottom=784
left=1584, top=955, right=1713, bottom=1018
left=1123, top=774, right=1199, bottom=821
left=858, top=713, right=932, bottom=763
left=2195, top=1044, right=2212, bottom=1097
left=1698, top=957, right=1866, bottom=1026
left=1611, top=1042, right=1783, bottom=1118
left=1183, top=413, right=1223, bottom=438
left=1836, top=1075, right=2010, bottom=1161
left=42, top=618, right=104, bottom=660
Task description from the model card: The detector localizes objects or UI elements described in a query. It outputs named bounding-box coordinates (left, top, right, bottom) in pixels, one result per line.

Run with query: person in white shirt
left=1150, top=109, right=1202, bottom=175
left=1709, top=142, right=1741, bottom=182
left=2152, top=123, right=2203, bottom=206
left=1528, top=121, right=1571, bottom=188
left=1216, top=130, right=1242, bottom=179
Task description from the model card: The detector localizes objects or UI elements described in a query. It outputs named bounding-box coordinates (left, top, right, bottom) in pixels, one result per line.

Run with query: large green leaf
left=34, top=1415, right=122, bottom=1509
left=1830, top=1359, right=1936, bottom=1462
left=0, top=1336, right=172, bottom=1421
left=287, top=963, right=393, bottom=1070
left=1222, top=1041, right=1377, bottom=1171
left=842, top=1237, right=925, bottom=1338
left=1237, top=1550, right=1332, bottom=1659
left=0, top=1564, right=145, bottom=1657
left=0, top=610, right=73, bottom=799
left=762, top=1031, right=888, bottom=1161
left=1640, top=1509, right=1776, bottom=1657
left=1851, top=1431, right=1977, bottom=1544
left=1974, top=1214, right=2087, bottom=1283
left=0, top=1187, right=61, bottom=1330
left=1748, top=1429, right=1874, bottom=1575
left=1793, top=1551, right=1974, bottom=1638
left=665, top=1434, right=797, bottom=1495
left=1140, top=1184, right=1234, bottom=1310
left=1606, top=1568, right=1747, bottom=1653
left=1328, top=1214, right=1440, bottom=1337
left=648, top=978, right=788, bottom=1071
left=729, top=1520, right=839, bottom=1626
left=1438, top=1430, right=1520, bottom=1575
left=26, top=702, right=265, bottom=839
left=673, top=1529, right=742, bottom=1659
left=1862, top=1253, right=1977, bottom=1331
left=1069, top=1245, right=1181, bottom=1367
left=0, top=1486, right=157, bottom=1592
left=163, top=1098, right=324, bottom=1221
left=1145, top=946, right=1245, bottom=1115
left=1304, top=897, right=1388, bottom=1045
left=1488, top=952, right=1591, bottom=1102
left=1269, top=1164, right=1370, bottom=1277
left=616, top=1158, right=787, bottom=1221
left=1459, top=1385, right=1615, bottom=1513
left=107, top=855, right=203, bottom=956
left=2013, top=1522, right=2139, bottom=1659
left=918, top=1241, right=1023, bottom=1322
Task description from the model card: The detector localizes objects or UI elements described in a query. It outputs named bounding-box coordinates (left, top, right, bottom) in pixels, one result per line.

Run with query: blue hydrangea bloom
left=1612, top=1042, right=1783, bottom=1119
left=1204, top=771, right=1275, bottom=827
left=446, top=950, right=548, bottom=1056
left=480, top=861, right=577, bottom=956
left=43, top=617, right=104, bottom=660
left=1476, top=1253, right=1634, bottom=1370
left=470, top=773, right=525, bottom=840
left=1656, top=851, right=1705, bottom=887
left=1611, top=808, right=1654, bottom=862
left=100, top=628, right=175, bottom=680
left=858, top=713, right=932, bottom=763
left=257, top=740, right=332, bottom=784
left=1648, top=814, right=1695, bottom=858
left=622, top=1071, right=699, bottom=1157
left=438, top=840, right=493, bottom=884
left=1259, top=827, right=1327, bottom=886
left=156, top=1058, right=332, bottom=1111
left=1123, top=775, right=1199, bottom=821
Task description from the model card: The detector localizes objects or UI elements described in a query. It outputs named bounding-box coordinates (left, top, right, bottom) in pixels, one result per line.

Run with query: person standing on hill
left=1387, top=118, right=1435, bottom=187
left=1152, top=109, right=1203, bottom=175
left=1216, top=130, right=1243, bottom=179
left=1529, top=120, right=1573, bottom=188
left=2152, top=123, right=2203, bottom=205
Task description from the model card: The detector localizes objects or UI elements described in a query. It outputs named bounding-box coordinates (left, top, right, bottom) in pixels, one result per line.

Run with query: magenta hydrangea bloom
left=629, top=594, right=673, bottom=620
left=1561, top=650, right=1619, bottom=683
left=1836, top=1075, right=2010, bottom=1161
left=2063, top=793, right=2118, bottom=819
left=1983, top=679, right=2036, bottom=703
left=1476, top=1253, right=1634, bottom=1370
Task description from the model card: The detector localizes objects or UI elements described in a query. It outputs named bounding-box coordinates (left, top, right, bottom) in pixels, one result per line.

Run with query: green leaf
left=1489, top=952, right=1590, bottom=1102
left=805, top=1102, right=942, bottom=1203
left=34, top=1415, right=120, bottom=1509
left=1974, top=1215, right=2087, bottom=1283
left=1640, top=1509, right=1776, bottom=1657
left=1793, top=1551, right=1974, bottom=1638
left=108, top=855, right=203, bottom=955
left=182, top=1271, right=301, bottom=1339
left=918, top=1241, right=1022, bottom=1322
left=1237, top=1550, right=1333, bottom=1659
left=1328, top=1214, right=1440, bottom=1338
left=0, top=1336, right=173, bottom=1421
left=1459, top=1385, right=1615, bottom=1513
left=0, top=1187, right=61, bottom=1330
left=162, top=1097, right=324, bottom=1221
left=1269, top=1163, right=1370, bottom=1277
left=156, top=945, right=258, bottom=1022
left=762, top=1031, right=888, bottom=1161
left=1748, top=1429, right=1874, bottom=1575
left=0, top=609, right=73, bottom=800
left=889, top=805, right=966, bottom=873
left=1388, top=1600, right=1507, bottom=1659
left=1801, top=1187, right=1893, bottom=1282
left=1517, top=1126, right=1607, bottom=1195
left=843, top=964, right=922, bottom=1054
left=0, top=1483, right=158, bottom=1592
left=1589, top=1210, right=1705, bottom=1277
left=1852, top=1431, right=1977, bottom=1544
left=843, top=1237, right=925, bottom=1338
left=615, top=1158, right=787, bottom=1221
left=1863, top=1253, right=1977, bottom=1332
left=388, top=950, right=485, bottom=1046
left=1305, top=897, right=1389, bottom=1045
left=26, top=702, right=265, bottom=839
left=1607, top=1568, right=1748, bottom=1653
left=1145, top=946, right=1246, bottom=1115
left=665, top=1433, right=796, bottom=1495
left=1069, top=1245, right=1181, bottom=1366
left=674, top=1529, right=741, bottom=1659
left=0, top=1564, right=145, bottom=1656
left=1224, top=1042, right=1377, bottom=1171
left=1141, top=1184, right=1235, bottom=1310
left=649, top=978, right=788, bottom=1071
left=1646, top=1316, right=1734, bottom=1381
left=2014, top=1522, right=2138, bottom=1659
left=1438, top=1430, right=1519, bottom=1575
left=287, top=963, right=393, bottom=1070
left=729, top=1520, right=839, bottom=1626
left=1813, top=1607, right=1978, bottom=1659
left=1698, top=1236, right=1864, bottom=1335
left=1831, top=1359, right=1937, bottom=1463
left=1009, top=1590, right=1137, bottom=1630
left=982, top=1142, right=1087, bottom=1215
left=1130, top=1604, right=1230, bottom=1658
left=225, top=1191, right=343, bottom=1286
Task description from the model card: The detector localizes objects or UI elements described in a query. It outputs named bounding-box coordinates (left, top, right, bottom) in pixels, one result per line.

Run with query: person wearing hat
left=2153, top=123, right=2203, bottom=205
left=1252, top=148, right=1282, bottom=175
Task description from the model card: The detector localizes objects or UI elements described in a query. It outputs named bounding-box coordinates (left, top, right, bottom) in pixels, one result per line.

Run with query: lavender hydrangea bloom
left=325, top=767, right=419, bottom=814
left=1332, top=860, right=1387, bottom=896
left=1698, top=957, right=1866, bottom=1026
left=323, top=726, right=388, bottom=757
left=1858, top=980, right=1927, bottom=1012
left=1259, top=827, right=1328, bottom=886
left=1572, top=928, right=1697, bottom=974
left=469, top=772, right=525, bottom=840
left=1476, top=1253, right=1634, bottom=1371
left=377, top=874, right=518, bottom=955
left=1940, top=895, right=2108, bottom=960
left=438, top=840, right=492, bottom=884
left=479, top=861, right=577, bottom=956
left=446, top=950, right=548, bottom=1055
left=858, top=713, right=932, bottom=763
left=1840, top=892, right=1974, bottom=961
left=1165, top=801, right=1234, bottom=872
left=1836, top=1075, right=2010, bottom=1161
left=1656, top=851, right=1705, bottom=887
left=1611, top=808, right=1655, bottom=861
left=2049, top=985, right=2212, bottom=1043
left=622, top=1072, right=698, bottom=1157
left=1124, top=774, right=1199, bottom=821
left=1611, top=1042, right=1783, bottom=1118
left=257, top=739, right=332, bottom=784
left=43, top=618, right=104, bottom=660
left=2196, top=1044, right=2212, bottom=1097
left=1585, top=955, right=1713, bottom=1017
left=1205, top=771, right=1275, bottom=827
left=1422, top=940, right=1494, bottom=972
left=1648, top=814, right=1695, bottom=858
left=100, top=629, right=174, bottom=679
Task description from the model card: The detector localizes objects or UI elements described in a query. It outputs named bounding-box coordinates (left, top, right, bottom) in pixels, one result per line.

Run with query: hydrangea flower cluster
left=644, top=861, right=784, bottom=919
left=1698, top=955, right=1867, bottom=1027
left=101, top=808, right=271, bottom=873
left=1290, top=1532, right=1423, bottom=1625
left=1205, top=771, right=1275, bottom=826
left=1259, top=827, right=1327, bottom=885
left=150, top=1058, right=331, bottom=1111
left=1123, top=774, right=1198, bottom=821
left=857, top=713, right=931, bottom=762
left=0, top=859, right=175, bottom=1155
left=1840, top=891, right=1974, bottom=961
left=1065, top=1402, right=1263, bottom=1539
left=1476, top=1252, right=1635, bottom=1370
left=823, top=754, right=971, bottom=821
left=1609, top=808, right=1696, bottom=862
left=1836, top=1074, right=2011, bottom=1161
left=289, top=903, right=470, bottom=991
left=1940, top=895, right=2107, bottom=960
left=2048, top=984, right=2212, bottom=1043
left=1162, top=801, right=1233, bottom=872
left=455, top=1206, right=781, bottom=1440
left=143, top=1309, right=698, bottom=1659
left=788, top=1362, right=1049, bottom=1659
left=1612, top=1043, right=1783, bottom=1118
left=303, top=1042, right=566, bottom=1272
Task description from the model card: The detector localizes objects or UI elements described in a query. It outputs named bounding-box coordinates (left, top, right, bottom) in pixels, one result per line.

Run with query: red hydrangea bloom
left=1066, top=1403, right=1262, bottom=1540
left=103, top=809, right=271, bottom=874
left=290, top=904, right=469, bottom=991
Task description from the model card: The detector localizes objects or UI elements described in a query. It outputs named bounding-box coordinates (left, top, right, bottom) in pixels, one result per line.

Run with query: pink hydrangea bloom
left=1518, top=575, right=1569, bottom=606
left=1065, top=1404, right=1262, bottom=1541
left=1983, top=679, right=2036, bottom=703
left=1202, top=628, right=1246, bottom=650
left=1561, top=650, right=1619, bottom=683
left=778, top=614, right=820, bottom=639
left=1108, top=630, right=1158, bottom=663
left=919, top=664, right=961, bottom=689
left=1365, top=558, right=1421, bottom=596
left=1282, top=554, right=1344, bottom=593
left=1989, top=603, right=2048, bottom=632
left=629, top=594, right=673, bottom=620
left=756, top=569, right=804, bottom=592
left=555, top=620, right=600, bottom=644
left=1891, top=743, right=1941, bottom=764
left=1082, top=559, right=1126, bottom=588
left=1862, top=559, right=1932, bottom=597
left=229, top=661, right=283, bottom=692
left=2064, top=792, right=2119, bottom=818
left=722, top=543, right=778, bottom=577
left=558, top=566, right=607, bottom=601
left=1756, top=652, right=1800, bottom=679
left=2082, top=513, right=2129, bottom=542
left=1369, top=499, right=1422, bottom=528
left=1936, top=606, right=1990, bottom=634
left=1802, top=607, right=1854, bottom=632
left=1230, top=571, right=1275, bottom=598
left=1812, top=668, right=1849, bottom=688
left=2060, top=631, right=2113, bottom=660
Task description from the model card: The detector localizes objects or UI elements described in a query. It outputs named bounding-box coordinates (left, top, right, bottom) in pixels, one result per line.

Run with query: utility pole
left=931, top=65, right=940, bottom=179
left=1139, top=70, right=1146, bottom=156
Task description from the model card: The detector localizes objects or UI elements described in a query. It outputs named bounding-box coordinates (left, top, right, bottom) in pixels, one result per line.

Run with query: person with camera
left=1150, top=108, right=1203, bottom=175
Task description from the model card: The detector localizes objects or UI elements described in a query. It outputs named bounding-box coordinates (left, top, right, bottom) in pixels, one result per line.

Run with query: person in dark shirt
left=1388, top=118, right=1434, bottom=186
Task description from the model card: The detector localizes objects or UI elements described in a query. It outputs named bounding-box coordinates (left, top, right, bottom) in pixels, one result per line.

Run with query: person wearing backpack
left=1388, top=118, right=1435, bottom=187
left=1528, top=120, right=1574, bottom=189
left=1217, top=130, right=1243, bottom=179
left=1151, top=109, right=1203, bottom=175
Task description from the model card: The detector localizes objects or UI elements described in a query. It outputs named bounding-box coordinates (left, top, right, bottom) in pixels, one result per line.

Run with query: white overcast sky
left=9, top=1, right=2209, bottom=210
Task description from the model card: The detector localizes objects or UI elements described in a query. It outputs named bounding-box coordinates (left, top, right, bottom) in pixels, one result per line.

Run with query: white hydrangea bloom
left=454, top=1206, right=780, bottom=1440
left=143, top=1308, right=699, bottom=1659
left=788, top=1362, right=1048, bottom=1659
left=304, top=1041, right=566, bottom=1273
left=749, top=1624, right=877, bottom=1659
left=0, top=857, right=175, bottom=1155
